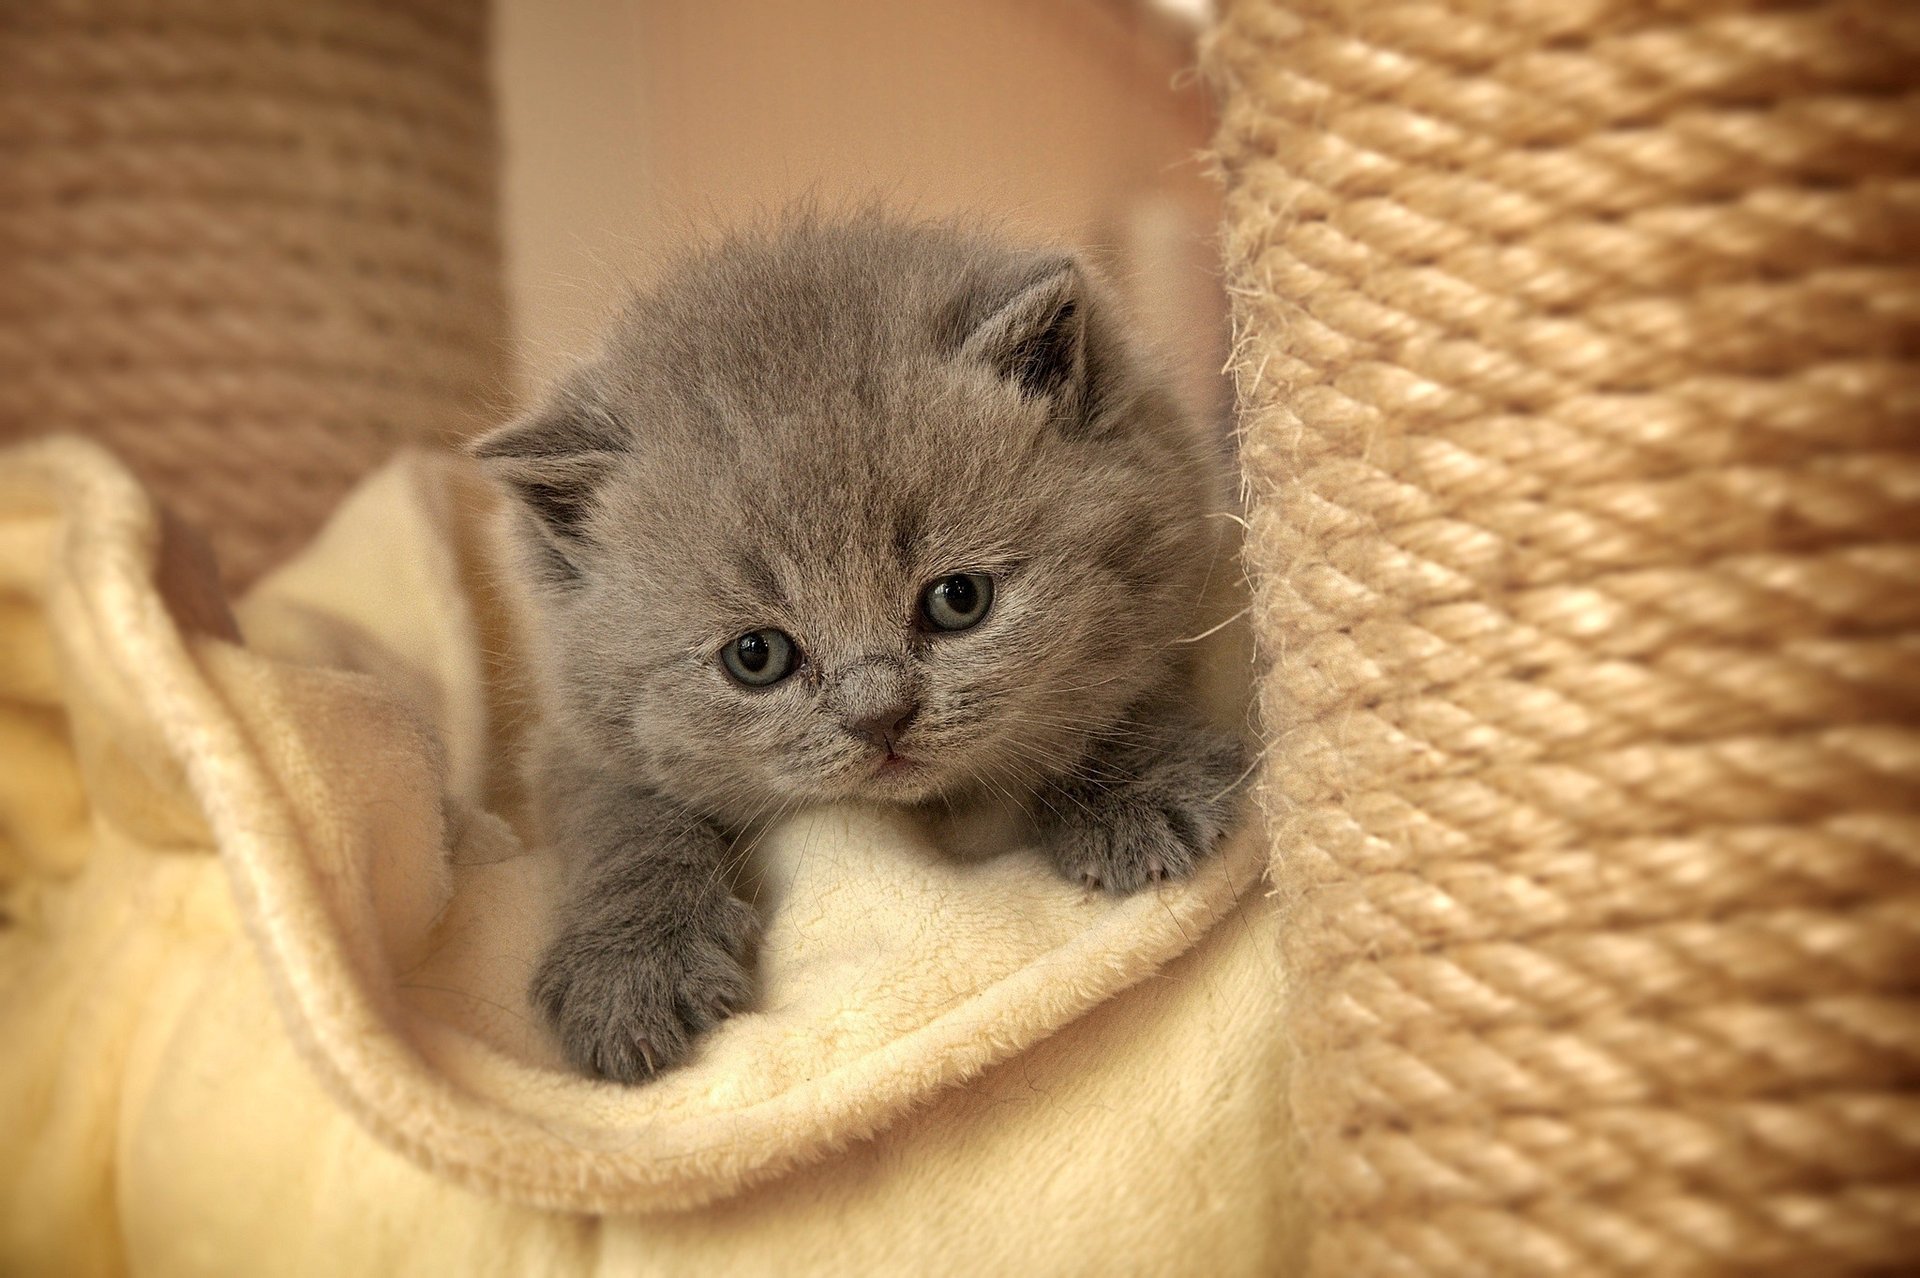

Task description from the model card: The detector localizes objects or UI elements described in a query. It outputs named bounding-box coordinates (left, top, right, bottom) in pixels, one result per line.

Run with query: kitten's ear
left=468, top=391, right=628, bottom=582
left=958, top=258, right=1087, bottom=410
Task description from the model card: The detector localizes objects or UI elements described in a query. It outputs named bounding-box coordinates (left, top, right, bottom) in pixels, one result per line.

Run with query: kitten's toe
left=1054, top=801, right=1186, bottom=894
left=1047, top=732, right=1247, bottom=895
left=532, top=891, right=759, bottom=1084
left=674, top=934, right=756, bottom=1035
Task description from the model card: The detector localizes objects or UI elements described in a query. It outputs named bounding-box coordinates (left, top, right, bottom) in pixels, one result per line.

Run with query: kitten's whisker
left=982, top=743, right=1108, bottom=826
left=993, top=737, right=1132, bottom=786
left=714, top=793, right=787, bottom=889
left=993, top=713, right=1164, bottom=763
left=726, top=796, right=798, bottom=912
left=999, top=710, right=1160, bottom=747
left=1042, top=672, right=1137, bottom=697
left=963, top=755, right=1058, bottom=834
left=1208, top=745, right=1268, bottom=804
left=989, top=731, right=1139, bottom=767
left=1172, top=607, right=1250, bottom=645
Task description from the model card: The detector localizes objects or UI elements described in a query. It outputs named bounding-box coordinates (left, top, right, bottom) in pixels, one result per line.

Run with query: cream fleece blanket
left=0, top=437, right=1294, bottom=1276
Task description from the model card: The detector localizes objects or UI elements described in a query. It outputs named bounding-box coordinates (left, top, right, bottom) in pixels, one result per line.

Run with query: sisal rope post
left=0, top=0, right=507, bottom=586
left=1209, top=1, right=1919, bottom=1272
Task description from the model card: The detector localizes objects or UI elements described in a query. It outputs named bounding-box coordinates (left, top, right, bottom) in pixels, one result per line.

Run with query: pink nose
left=848, top=702, right=918, bottom=749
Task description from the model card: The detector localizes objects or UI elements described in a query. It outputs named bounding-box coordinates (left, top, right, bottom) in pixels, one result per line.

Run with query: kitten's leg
left=1033, top=715, right=1247, bottom=894
left=530, top=772, right=757, bottom=1083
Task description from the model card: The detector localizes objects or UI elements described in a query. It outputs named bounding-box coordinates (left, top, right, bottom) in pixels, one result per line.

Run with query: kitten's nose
left=848, top=701, right=918, bottom=751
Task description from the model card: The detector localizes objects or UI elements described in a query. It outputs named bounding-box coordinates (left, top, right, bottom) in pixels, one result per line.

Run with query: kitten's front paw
left=1043, top=731, right=1246, bottom=894
left=531, top=889, right=758, bottom=1084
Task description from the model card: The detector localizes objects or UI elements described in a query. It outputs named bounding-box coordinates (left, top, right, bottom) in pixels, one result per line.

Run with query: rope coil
left=0, top=0, right=506, bottom=586
left=1210, top=0, right=1919, bottom=1271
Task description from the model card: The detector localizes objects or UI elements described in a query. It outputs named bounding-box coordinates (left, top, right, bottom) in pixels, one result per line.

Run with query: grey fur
left=475, top=214, right=1245, bottom=1083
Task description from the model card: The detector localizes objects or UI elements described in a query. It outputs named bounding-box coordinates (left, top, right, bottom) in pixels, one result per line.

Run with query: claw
left=1079, top=870, right=1103, bottom=890
left=1145, top=855, right=1168, bottom=882
left=634, top=1036, right=659, bottom=1076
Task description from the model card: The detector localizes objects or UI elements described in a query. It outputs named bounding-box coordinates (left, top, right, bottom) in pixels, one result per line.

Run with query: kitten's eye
left=920, top=573, right=994, bottom=632
left=721, top=629, right=797, bottom=687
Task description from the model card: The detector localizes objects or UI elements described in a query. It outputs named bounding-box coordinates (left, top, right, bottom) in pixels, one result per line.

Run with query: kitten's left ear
left=959, top=258, right=1088, bottom=411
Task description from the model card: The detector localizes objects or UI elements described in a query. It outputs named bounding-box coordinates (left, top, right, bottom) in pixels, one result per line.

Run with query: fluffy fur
left=475, top=216, right=1244, bottom=1083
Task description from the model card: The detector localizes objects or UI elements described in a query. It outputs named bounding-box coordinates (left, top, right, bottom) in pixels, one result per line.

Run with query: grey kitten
left=473, top=215, right=1245, bottom=1083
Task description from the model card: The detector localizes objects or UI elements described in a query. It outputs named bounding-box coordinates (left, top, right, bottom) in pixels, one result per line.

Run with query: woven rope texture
left=0, top=0, right=506, bottom=586
left=1209, top=0, right=1918, bottom=1272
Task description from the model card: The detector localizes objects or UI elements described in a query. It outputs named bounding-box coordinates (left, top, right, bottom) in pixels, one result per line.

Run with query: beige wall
left=492, top=0, right=1224, bottom=416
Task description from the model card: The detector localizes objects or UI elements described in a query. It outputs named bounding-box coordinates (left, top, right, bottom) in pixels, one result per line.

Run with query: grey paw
left=1044, top=729, right=1245, bottom=895
left=531, top=890, right=758, bottom=1084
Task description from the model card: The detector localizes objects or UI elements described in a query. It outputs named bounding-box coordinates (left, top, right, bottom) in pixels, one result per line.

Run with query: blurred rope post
left=0, top=0, right=508, bottom=587
left=1208, top=1, right=1919, bottom=1273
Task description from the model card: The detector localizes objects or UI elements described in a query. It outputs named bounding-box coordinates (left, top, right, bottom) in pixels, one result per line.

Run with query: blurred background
left=0, top=0, right=1222, bottom=587
left=496, top=0, right=1224, bottom=412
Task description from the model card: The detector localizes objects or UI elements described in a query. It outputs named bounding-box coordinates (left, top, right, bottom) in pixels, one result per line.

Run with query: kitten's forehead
left=609, top=416, right=1029, bottom=619
left=565, top=216, right=1185, bottom=653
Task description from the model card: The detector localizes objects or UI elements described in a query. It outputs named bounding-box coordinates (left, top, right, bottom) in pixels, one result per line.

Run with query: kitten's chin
left=838, top=753, right=950, bottom=806
left=858, top=768, right=933, bottom=804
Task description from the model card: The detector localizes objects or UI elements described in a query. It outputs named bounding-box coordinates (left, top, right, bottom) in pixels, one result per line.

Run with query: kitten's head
left=476, top=216, right=1223, bottom=822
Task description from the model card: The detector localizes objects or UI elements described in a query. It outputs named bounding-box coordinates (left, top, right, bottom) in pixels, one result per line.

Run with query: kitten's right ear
left=468, top=392, right=628, bottom=583
left=957, top=257, right=1087, bottom=410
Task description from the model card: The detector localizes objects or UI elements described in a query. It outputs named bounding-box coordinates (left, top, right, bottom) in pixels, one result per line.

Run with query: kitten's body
left=477, top=217, right=1244, bottom=1082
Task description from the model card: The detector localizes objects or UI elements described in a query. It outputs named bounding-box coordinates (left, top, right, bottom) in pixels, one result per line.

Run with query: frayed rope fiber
left=0, top=0, right=508, bottom=587
left=1208, top=0, right=1919, bottom=1273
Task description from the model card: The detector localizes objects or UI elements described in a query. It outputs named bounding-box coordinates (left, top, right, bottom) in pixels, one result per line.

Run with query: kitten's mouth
left=872, top=750, right=918, bottom=776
